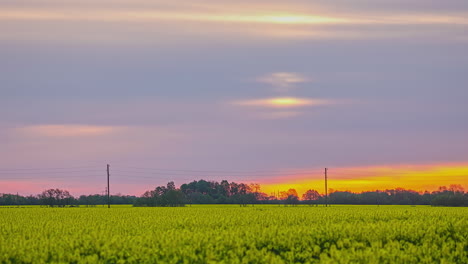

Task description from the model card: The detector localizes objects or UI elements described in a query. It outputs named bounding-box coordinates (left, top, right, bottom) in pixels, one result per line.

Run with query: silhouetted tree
left=134, top=182, right=185, bottom=207
left=302, top=189, right=321, bottom=206
left=38, top=189, right=74, bottom=207
left=285, top=195, right=299, bottom=206
left=281, top=189, right=299, bottom=206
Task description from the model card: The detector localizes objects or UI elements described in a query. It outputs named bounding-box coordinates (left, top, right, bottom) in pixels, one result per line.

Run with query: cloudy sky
left=1, top=0, right=467, bottom=195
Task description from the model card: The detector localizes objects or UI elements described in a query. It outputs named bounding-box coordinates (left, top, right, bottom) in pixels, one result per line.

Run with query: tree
left=38, top=189, right=74, bottom=207
left=302, top=189, right=321, bottom=206
left=448, top=184, right=464, bottom=193
left=196, top=180, right=210, bottom=195
left=281, top=189, right=299, bottom=206
left=285, top=195, right=299, bottom=206
left=134, top=182, right=185, bottom=207
left=220, top=180, right=230, bottom=196
left=167, top=181, right=176, bottom=191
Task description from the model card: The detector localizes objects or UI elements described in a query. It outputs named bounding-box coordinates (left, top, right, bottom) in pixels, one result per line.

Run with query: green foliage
left=0, top=205, right=466, bottom=263
left=134, top=182, right=186, bottom=207
left=431, top=192, right=468, bottom=207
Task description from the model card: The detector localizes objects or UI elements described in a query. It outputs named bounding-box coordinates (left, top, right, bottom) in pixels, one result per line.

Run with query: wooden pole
left=107, top=164, right=110, bottom=208
left=325, top=168, right=328, bottom=207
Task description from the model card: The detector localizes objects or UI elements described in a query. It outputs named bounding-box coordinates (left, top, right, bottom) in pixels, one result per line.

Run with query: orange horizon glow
left=259, top=163, right=468, bottom=197
left=1, top=162, right=467, bottom=197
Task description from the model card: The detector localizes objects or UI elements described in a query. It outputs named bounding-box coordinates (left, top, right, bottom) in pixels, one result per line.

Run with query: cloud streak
left=2, top=1, right=467, bottom=44
left=256, top=72, right=308, bottom=92
left=18, top=125, right=123, bottom=137
left=1, top=7, right=468, bottom=26
left=233, top=97, right=331, bottom=108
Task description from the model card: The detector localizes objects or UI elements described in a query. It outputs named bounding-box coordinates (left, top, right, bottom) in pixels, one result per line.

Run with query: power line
left=112, top=174, right=195, bottom=179
left=111, top=172, right=278, bottom=182
left=0, top=165, right=101, bottom=172
left=0, top=165, right=427, bottom=176
left=121, top=166, right=319, bottom=174
left=116, top=167, right=428, bottom=176
left=0, top=170, right=103, bottom=175
left=331, top=171, right=430, bottom=176
left=114, top=167, right=320, bottom=176
left=328, top=169, right=433, bottom=174
left=111, top=175, right=217, bottom=181
left=0, top=175, right=104, bottom=180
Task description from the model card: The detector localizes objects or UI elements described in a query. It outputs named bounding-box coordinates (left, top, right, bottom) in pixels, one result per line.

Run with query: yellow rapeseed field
left=0, top=205, right=466, bottom=263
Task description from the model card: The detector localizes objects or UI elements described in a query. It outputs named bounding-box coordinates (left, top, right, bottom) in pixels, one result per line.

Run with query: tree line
left=0, top=189, right=136, bottom=207
left=327, top=185, right=467, bottom=206
left=0, top=181, right=466, bottom=207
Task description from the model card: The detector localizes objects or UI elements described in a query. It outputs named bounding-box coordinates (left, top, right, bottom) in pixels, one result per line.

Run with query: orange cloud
left=258, top=163, right=468, bottom=197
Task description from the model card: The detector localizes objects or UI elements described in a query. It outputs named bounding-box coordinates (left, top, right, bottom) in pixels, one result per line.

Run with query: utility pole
left=107, top=164, right=110, bottom=208
left=325, top=168, right=328, bottom=207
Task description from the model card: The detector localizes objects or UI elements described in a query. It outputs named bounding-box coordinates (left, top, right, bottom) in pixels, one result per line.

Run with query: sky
left=1, top=0, right=467, bottom=196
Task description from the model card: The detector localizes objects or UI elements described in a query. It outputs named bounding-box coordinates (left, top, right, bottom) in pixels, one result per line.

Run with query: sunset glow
left=260, top=163, right=468, bottom=197
left=235, top=97, right=329, bottom=108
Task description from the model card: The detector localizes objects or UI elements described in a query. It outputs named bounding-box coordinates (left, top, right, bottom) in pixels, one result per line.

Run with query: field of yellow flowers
left=0, top=205, right=466, bottom=263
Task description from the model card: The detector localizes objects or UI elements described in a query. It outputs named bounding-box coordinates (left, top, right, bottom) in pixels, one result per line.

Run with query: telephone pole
left=325, top=168, right=328, bottom=207
left=107, top=164, right=110, bottom=208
